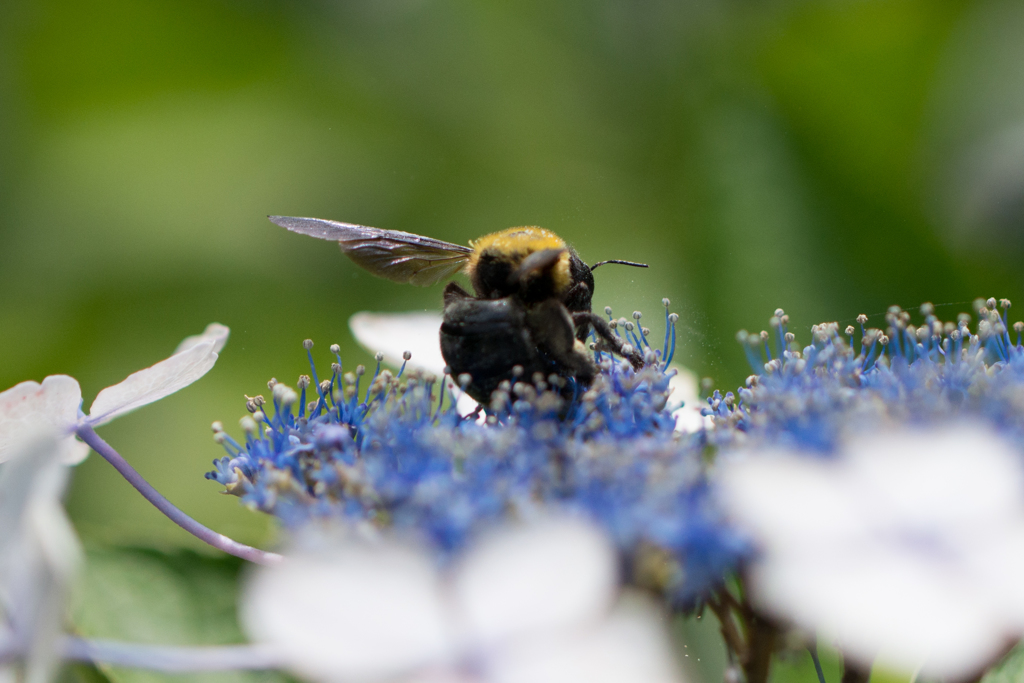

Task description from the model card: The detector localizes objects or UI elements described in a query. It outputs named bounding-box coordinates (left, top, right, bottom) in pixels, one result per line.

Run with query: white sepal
left=87, top=324, right=229, bottom=426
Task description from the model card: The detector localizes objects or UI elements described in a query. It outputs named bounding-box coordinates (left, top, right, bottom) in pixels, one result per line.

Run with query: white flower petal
left=350, top=311, right=481, bottom=419
left=242, top=539, right=453, bottom=681
left=0, top=432, right=82, bottom=683
left=350, top=311, right=447, bottom=377
left=721, top=423, right=1024, bottom=680
left=173, top=322, right=230, bottom=355
left=489, top=596, right=683, bottom=683
left=718, top=451, right=864, bottom=549
left=87, top=324, right=229, bottom=426
left=0, top=376, right=86, bottom=465
left=751, top=550, right=1008, bottom=679
left=847, top=425, right=1024, bottom=530
left=668, top=366, right=711, bottom=433
left=453, top=517, right=617, bottom=649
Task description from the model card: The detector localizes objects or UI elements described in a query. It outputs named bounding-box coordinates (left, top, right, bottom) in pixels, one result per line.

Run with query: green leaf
left=981, top=643, right=1024, bottom=683
left=71, top=546, right=290, bottom=683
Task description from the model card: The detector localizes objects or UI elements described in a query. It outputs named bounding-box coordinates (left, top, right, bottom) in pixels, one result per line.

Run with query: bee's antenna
left=590, top=259, right=649, bottom=270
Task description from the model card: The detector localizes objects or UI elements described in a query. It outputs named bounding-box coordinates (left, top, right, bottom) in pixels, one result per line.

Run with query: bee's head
left=465, top=226, right=647, bottom=309
left=466, top=227, right=572, bottom=300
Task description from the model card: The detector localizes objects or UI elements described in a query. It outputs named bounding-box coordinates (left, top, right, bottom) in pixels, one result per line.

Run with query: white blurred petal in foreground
left=0, top=431, right=83, bottom=683
left=719, top=423, right=1024, bottom=678
left=242, top=517, right=683, bottom=683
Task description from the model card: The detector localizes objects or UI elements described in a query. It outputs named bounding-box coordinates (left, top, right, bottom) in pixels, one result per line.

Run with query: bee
left=269, top=216, right=648, bottom=403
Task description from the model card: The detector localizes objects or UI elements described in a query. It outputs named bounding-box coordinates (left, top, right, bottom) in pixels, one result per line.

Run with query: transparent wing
left=269, top=216, right=472, bottom=286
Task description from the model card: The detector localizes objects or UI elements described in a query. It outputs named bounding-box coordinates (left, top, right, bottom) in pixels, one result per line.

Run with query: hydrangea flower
left=720, top=423, right=1024, bottom=679
left=241, top=517, right=683, bottom=683
left=208, top=303, right=746, bottom=604
left=0, top=323, right=229, bottom=464
left=697, top=299, right=1024, bottom=680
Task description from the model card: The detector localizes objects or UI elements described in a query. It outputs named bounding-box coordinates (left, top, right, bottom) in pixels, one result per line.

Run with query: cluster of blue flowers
left=206, top=301, right=745, bottom=603
left=703, top=297, right=1024, bottom=454
left=207, top=295, right=1024, bottom=605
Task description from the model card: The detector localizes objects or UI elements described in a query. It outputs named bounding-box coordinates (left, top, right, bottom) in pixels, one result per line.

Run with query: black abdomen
left=440, top=297, right=549, bottom=403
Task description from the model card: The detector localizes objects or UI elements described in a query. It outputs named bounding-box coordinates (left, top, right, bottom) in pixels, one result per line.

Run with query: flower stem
left=75, top=425, right=282, bottom=566
left=61, top=638, right=283, bottom=672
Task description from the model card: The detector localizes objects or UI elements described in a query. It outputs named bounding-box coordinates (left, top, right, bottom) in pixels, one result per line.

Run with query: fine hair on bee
left=269, top=216, right=650, bottom=404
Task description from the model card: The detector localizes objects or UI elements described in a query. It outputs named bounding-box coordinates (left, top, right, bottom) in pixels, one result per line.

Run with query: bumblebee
left=269, top=215, right=648, bottom=403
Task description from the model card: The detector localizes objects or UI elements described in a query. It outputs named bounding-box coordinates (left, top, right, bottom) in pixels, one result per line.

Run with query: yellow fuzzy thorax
left=466, top=226, right=572, bottom=293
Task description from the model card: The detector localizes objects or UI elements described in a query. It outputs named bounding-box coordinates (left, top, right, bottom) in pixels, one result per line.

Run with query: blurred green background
left=2, top=0, right=1024, bottom=675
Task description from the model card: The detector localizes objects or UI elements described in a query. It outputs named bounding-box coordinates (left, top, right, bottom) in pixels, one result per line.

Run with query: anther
left=642, top=327, right=651, bottom=336
left=632, top=311, right=642, bottom=320
left=662, top=298, right=670, bottom=308
left=512, top=365, right=524, bottom=378
left=240, top=416, right=258, bottom=434
left=330, top=344, right=340, bottom=354
left=774, top=308, right=785, bottom=317
left=987, top=297, right=998, bottom=310
left=211, top=421, right=224, bottom=433
left=760, top=331, right=769, bottom=341
left=605, top=306, right=613, bottom=316
left=668, top=313, right=678, bottom=323
left=403, top=350, right=412, bottom=361
left=1015, top=322, right=1024, bottom=333
left=856, top=314, right=868, bottom=324
left=320, top=380, right=331, bottom=394
left=845, top=326, right=855, bottom=335
left=458, top=373, right=472, bottom=388
left=355, top=365, right=366, bottom=377
left=267, top=378, right=278, bottom=390
left=252, top=411, right=265, bottom=423
left=784, top=332, right=795, bottom=343
left=880, top=335, right=890, bottom=345
left=279, top=387, right=298, bottom=407
left=303, top=339, right=314, bottom=350
left=920, top=302, right=934, bottom=316
left=621, top=344, right=635, bottom=357
left=298, top=375, right=311, bottom=389
left=375, top=352, right=384, bottom=362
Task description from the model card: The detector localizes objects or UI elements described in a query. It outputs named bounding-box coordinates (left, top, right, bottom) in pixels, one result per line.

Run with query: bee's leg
left=443, top=281, right=474, bottom=304
left=525, top=300, right=598, bottom=385
left=562, top=282, right=594, bottom=341
left=571, top=312, right=644, bottom=370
